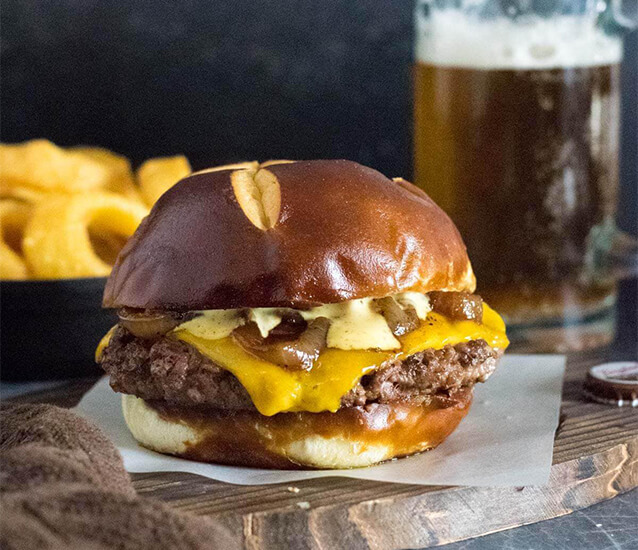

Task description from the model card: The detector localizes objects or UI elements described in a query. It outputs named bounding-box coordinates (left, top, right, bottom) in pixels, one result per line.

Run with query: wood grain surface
left=7, top=348, right=638, bottom=549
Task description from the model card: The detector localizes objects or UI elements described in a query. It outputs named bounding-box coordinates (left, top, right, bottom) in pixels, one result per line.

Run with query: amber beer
left=413, top=30, right=623, bottom=348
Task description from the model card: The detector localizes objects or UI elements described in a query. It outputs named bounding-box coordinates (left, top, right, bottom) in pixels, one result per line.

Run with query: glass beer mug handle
left=607, top=231, right=638, bottom=279
left=611, top=0, right=638, bottom=30
left=608, top=0, right=638, bottom=279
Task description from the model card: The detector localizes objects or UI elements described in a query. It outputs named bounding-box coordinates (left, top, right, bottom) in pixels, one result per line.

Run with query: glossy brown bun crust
left=104, top=160, right=475, bottom=310
left=122, top=389, right=472, bottom=469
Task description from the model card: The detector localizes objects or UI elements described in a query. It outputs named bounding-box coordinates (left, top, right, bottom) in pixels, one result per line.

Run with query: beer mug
left=413, top=0, right=637, bottom=352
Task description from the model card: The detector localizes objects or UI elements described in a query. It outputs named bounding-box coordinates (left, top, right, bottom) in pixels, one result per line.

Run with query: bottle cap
left=583, top=362, right=638, bottom=407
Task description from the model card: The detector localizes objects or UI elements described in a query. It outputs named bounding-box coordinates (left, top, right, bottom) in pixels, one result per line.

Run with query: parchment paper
left=75, top=354, right=565, bottom=486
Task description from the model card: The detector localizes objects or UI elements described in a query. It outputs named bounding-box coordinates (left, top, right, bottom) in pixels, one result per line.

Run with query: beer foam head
left=415, top=12, right=623, bottom=69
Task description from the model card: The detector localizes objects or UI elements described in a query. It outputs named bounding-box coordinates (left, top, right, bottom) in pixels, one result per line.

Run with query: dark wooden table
left=5, top=278, right=637, bottom=549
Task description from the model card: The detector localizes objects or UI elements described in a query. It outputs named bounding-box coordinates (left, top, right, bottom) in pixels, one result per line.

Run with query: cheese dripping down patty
left=174, top=292, right=432, bottom=351
left=98, top=293, right=509, bottom=416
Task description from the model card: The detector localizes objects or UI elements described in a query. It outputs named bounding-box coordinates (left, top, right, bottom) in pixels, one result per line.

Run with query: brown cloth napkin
left=0, top=403, right=233, bottom=550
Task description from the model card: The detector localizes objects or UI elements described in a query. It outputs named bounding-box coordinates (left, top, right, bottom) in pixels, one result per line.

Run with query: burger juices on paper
left=96, top=160, right=509, bottom=469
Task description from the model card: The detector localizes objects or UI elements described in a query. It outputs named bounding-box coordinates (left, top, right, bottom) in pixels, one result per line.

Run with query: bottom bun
left=122, top=389, right=473, bottom=469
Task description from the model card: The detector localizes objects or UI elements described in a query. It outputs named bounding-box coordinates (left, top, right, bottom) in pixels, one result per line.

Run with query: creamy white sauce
left=176, top=309, right=243, bottom=340
left=174, top=293, right=431, bottom=350
left=298, top=298, right=399, bottom=350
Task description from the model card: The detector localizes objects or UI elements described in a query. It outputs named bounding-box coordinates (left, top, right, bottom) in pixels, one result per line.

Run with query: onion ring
left=0, top=199, right=32, bottom=279
left=0, top=140, right=111, bottom=194
left=137, top=155, right=191, bottom=206
left=23, top=192, right=148, bottom=278
left=73, top=146, right=142, bottom=201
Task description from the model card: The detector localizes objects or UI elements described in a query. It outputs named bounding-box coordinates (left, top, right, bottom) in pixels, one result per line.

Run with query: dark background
left=1, top=4, right=637, bottom=542
left=1, top=0, right=636, bottom=235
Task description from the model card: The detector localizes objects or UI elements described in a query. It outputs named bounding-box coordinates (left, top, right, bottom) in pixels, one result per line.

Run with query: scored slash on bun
left=122, top=390, right=472, bottom=469
left=104, top=159, right=475, bottom=311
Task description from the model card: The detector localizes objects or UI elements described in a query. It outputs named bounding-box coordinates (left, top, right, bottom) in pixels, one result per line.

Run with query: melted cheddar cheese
left=173, top=304, right=508, bottom=416
left=95, top=326, right=116, bottom=362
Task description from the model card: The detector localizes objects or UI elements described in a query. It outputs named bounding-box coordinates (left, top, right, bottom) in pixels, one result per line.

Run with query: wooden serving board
left=9, top=349, right=638, bottom=549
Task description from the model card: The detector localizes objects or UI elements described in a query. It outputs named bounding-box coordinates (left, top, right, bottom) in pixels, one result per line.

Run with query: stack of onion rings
left=0, top=139, right=191, bottom=279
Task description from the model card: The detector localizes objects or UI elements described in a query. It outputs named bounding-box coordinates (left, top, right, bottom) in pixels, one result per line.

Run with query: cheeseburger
left=97, top=159, right=509, bottom=469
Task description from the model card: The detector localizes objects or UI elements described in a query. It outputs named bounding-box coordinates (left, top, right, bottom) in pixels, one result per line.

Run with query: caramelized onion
left=266, top=311, right=307, bottom=338
left=429, top=292, right=483, bottom=322
left=118, top=309, right=183, bottom=339
left=233, top=317, right=330, bottom=371
left=375, top=297, right=420, bottom=336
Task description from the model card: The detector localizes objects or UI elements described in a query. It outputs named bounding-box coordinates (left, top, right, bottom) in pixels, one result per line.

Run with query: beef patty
left=100, top=325, right=500, bottom=410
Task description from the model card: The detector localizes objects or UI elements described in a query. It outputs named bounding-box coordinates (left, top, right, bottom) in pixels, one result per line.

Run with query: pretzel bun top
left=104, top=160, right=475, bottom=310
